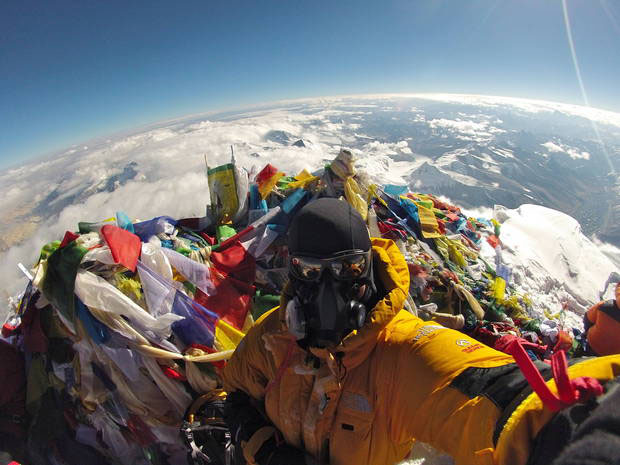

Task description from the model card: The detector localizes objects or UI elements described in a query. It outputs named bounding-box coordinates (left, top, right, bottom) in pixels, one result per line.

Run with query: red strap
left=265, top=338, right=296, bottom=395
left=552, top=350, right=575, bottom=404
left=507, top=339, right=603, bottom=412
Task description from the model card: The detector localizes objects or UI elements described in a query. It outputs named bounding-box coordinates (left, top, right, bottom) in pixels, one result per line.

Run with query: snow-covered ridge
left=477, top=204, right=617, bottom=329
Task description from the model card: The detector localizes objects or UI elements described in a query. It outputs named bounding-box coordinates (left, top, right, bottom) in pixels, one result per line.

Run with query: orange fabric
left=586, top=294, right=620, bottom=356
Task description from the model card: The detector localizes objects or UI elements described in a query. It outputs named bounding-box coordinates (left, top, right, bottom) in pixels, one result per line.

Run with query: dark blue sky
left=1, top=0, right=619, bottom=167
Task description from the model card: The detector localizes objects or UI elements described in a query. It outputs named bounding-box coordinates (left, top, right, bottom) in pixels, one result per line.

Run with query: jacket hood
left=277, top=237, right=410, bottom=372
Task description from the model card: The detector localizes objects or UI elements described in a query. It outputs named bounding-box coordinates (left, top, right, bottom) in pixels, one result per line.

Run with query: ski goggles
left=289, top=249, right=372, bottom=282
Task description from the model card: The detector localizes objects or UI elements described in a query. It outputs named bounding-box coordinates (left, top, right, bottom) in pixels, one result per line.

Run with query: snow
left=484, top=204, right=618, bottom=323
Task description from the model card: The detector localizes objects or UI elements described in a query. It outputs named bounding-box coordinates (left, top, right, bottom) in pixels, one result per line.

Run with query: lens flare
left=562, top=0, right=615, bottom=175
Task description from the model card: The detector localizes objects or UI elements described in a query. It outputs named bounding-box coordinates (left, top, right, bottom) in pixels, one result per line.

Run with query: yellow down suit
left=223, top=238, right=620, bottom=465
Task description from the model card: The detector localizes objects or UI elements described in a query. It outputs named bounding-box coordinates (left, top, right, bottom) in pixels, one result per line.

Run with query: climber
left=584, top=281, right=620, bottom=356
left=222, top=197, right=620, bottom=465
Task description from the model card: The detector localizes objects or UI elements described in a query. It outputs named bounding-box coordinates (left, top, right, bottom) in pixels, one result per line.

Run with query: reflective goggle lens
left=290, top=251, right=370, bottom=281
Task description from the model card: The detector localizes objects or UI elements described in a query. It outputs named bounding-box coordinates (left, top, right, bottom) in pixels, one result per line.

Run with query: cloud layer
left=2, top=94, right=619, bottom=316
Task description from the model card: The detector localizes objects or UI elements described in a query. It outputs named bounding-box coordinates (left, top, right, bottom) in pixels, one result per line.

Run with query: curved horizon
left=5, top=91, right=620, bottom=172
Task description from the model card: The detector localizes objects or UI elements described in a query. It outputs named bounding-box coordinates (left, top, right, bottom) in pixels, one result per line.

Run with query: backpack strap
left=506, top=339, right=603, bottom=412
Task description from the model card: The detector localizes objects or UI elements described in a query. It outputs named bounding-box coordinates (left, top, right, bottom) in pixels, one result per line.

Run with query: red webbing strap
left=265, top=338, right=296, bottom=395
left=551, top=349, right=604, bottom=405
left=507, top=340, right=603, bottom=412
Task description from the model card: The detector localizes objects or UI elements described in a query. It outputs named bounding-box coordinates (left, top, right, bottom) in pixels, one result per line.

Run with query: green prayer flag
left=41, top=241, right=88, bottom=324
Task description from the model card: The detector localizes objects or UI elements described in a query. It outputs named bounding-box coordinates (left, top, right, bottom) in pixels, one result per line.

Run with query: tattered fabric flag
left=41, top=240, right=89, bottom=324
left=136, top=262, right=176, bottom=318
left=415, top=202, right=442, bottom=239
left=255, top=164, right=284, bottom=199
left=381, top=193, right=424, bottom=241
left=496, top=263, right=512, bottom=284
left=100, top=225, right=141, bottom=272
left=492, top=276, right=506, bottom=300
left=139, top=259, right=243, bottom=352
left=286, top=169, right=319, bottom=190
left=217, top=206, right=282, bottom=251
left=487, top=235, right=500, bottom=249
left=242, top=227, right=280, bottom=261
left=248, top=183, right=269, bottom=224
left=74, top=269, right=182, bottom=339
left=78, top=217, right=115, bottom=234
left=382, top=184, right=406, bottom=198
left=115, top=211, right=135, bottom=233
left=195, top=271, right=254, bottom=331
left=212, top=190, right=307, bottom=280
left=59, top=231, right=80, bottom=248
left=211, top=240, right=256, bottom=283
left=133, top=216, right=177, bottom=242
left=160, top=247, right=215, bottom=296
left=76, top=297, right=110, bottom=344
left=399, top=196, right=420, bottom=223
left=171, top=290, right=217, bottom=348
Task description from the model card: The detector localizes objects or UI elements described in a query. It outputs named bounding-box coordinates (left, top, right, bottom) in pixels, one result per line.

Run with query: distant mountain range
left=0, top=94, right=618, bottom=302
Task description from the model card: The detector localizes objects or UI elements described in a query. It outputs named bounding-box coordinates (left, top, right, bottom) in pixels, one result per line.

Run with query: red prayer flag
left=486, top=235, right=500, bottom=249
left=195, top=271, right=254, bottom=330
left=436, top=218, right=446, bottom=235
left=59, top=231, right=80, bottom=248
left=255, top=164, right=279, bottom=185
left=100, top=225, right=141, bottom=272
left=210, top=240, right=256, bottom=283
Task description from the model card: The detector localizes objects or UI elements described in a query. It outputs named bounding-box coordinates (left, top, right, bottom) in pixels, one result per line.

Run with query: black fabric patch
left=450, top=362, right=551, bottom=410
left=448, top=362, right=554, bottom=446
left=341, top=423, right=354, bottom=431
left=599, top=300, right=620, bottom=323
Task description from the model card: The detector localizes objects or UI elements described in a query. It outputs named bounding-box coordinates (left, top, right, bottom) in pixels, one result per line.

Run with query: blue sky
left=1, top=0, right=619, bottom=168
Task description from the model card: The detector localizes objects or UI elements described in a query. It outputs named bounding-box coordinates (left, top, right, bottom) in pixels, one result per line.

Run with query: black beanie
left=287, top=198, right=371, bottom=256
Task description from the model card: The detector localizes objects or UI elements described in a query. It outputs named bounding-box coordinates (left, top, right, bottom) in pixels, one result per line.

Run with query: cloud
left=1, top=104, right=380, bottom=307
left=541, top=141, right=590, bottom=160
left=427, top=118, right=504, bottom=142
left=417, top=93, right=620, bottom=128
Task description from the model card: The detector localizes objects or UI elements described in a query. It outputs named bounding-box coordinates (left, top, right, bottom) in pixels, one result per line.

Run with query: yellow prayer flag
left=492, top=277, right=506, bottom=300
left=416, top=203, right=442, bottom=239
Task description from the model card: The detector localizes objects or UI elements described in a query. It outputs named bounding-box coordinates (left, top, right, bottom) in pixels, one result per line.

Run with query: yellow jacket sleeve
left=378, top=314, right=515, bottom=465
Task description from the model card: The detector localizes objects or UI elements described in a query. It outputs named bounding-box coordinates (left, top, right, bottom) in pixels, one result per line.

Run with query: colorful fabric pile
left=1, top=149, right=577, bottom=464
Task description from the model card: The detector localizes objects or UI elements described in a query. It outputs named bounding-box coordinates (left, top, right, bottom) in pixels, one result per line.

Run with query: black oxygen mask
left=285, top=197, right=375, bottom=349
left=286, top=253, right=375, bottom=349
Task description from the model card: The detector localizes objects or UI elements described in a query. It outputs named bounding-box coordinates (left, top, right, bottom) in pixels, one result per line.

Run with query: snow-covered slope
left=487, top=204, right=617, bottom=325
